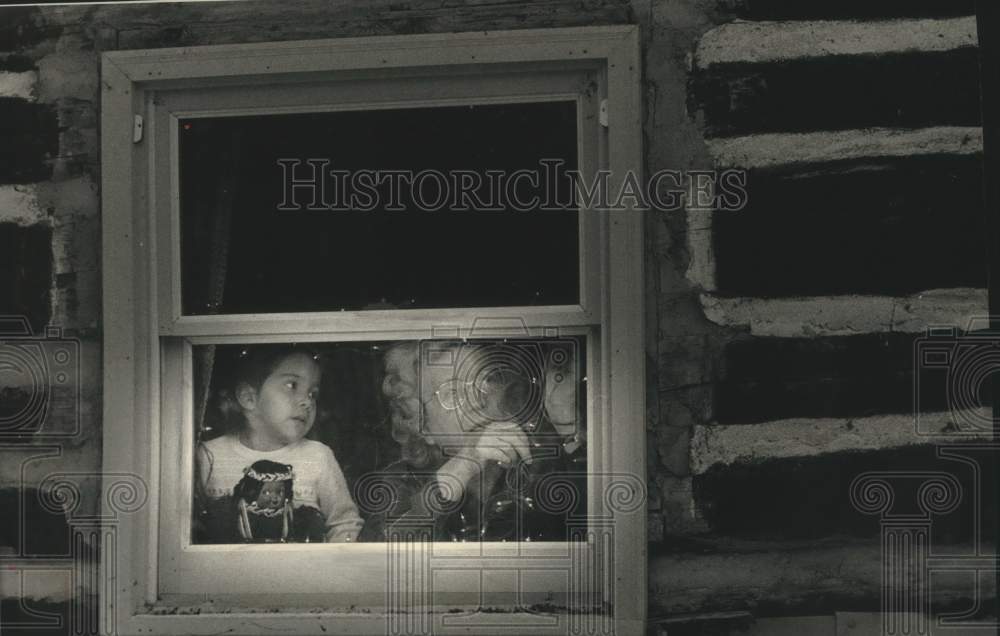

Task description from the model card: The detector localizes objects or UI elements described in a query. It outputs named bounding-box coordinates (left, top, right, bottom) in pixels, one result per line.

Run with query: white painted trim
left=695, top=16, right=978, bottom=68
left=602, top=25, right=646, bottom=631
left=103, top=26, right=637, bottom=81
left=162, top=307, right=596, bottom=338
left=102, top=26, right=645, bottom=636
left=101, top=55, right=151, bottom=622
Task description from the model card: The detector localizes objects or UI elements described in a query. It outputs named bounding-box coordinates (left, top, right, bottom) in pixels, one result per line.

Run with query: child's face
left=255, top=481, right=286, bottom=510
left=242, top=352, right=321, bottom=448
left=382, top=344, right=419, bottom=422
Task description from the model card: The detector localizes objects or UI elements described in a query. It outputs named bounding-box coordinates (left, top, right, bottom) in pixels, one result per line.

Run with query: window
left=102, top=26, right=644, bottom=634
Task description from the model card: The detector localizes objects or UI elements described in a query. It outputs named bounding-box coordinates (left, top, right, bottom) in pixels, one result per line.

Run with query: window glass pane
left=191, top=337, right=587, bottom=544
left=179, top=102, right=580, bottom=315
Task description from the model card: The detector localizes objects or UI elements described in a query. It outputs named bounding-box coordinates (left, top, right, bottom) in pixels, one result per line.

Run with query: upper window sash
left=150, top=61, right=607, bottom=340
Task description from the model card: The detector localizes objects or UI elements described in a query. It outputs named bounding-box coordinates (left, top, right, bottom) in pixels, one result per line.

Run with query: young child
left=196, top=345, right=363, bottom=543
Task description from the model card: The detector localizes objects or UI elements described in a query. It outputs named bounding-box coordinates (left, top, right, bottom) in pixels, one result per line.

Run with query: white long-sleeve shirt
left=197, top=434, right=362, bottom=542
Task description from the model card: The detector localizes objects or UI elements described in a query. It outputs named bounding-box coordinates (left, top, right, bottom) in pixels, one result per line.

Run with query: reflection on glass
left=179, top=102, right=580, bottom=315
left=191, top=338, right=587, bottom=544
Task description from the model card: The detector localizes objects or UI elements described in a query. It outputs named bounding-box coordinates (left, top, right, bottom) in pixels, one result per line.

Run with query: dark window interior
left=179, top=102, right=580, bottom=315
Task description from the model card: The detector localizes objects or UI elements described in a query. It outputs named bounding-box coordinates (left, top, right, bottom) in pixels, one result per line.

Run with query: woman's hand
left=434, top=422, right=533, bottom=503
left=462, top=421, right=533, bottom=468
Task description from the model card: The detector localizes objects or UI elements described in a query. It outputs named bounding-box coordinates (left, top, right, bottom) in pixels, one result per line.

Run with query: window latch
left=133, top=114, right=144, bottom=143
left=599, top=98, right=608, bottom=128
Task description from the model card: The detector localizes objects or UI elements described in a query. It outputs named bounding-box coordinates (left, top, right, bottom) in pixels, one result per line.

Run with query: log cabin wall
left=0, top=1, right=989, bottom=633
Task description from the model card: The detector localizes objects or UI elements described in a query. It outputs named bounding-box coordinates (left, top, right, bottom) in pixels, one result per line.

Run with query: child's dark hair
left=233, top=459, right=295, bottom=504
left=211, top=344, right=321, bottom=435
left=230, top=344, right=320, bottom=393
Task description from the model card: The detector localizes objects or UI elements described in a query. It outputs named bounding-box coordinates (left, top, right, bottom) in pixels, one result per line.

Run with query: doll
left=233, top=460, right=295, bottom=542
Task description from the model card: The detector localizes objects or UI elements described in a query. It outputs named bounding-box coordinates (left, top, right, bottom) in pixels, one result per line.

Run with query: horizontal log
left=716, top=373, right=930, bottom=425
left=0, top=488, right=69, bottom=558
left=0, top=598, right=73, bottom=634
left=0, top=98, right=56, bottom=185
left=708, top=127, right=982, bottom=171
left=695, top=17, right=977, bottom=68
left=0, top=55, right=35, bottom=73
left=714, top=331, right=980, bottom=424
left=691, top=408, right=992, bottom=474
left=724, top=0, right=975, bottom=21
left=88, top=0, right=631, bottom=49
left=0, top=8, right=57, bottom=52
left=712, top=155, right=987, bottom=296
left=690, top=48, right=981, bottom=135
left=722, top=333, right=915, bottom=392
left=650, top=539, right=997, bottom=615
left=700, top=288, right=988, bottom=337
left=691, top=445, right=996, bottom=541
left=654, top=610, right=997, bottom=635
left=0, top=222, right=52, bottom=331
left=650, top=611, right=755, bottom=635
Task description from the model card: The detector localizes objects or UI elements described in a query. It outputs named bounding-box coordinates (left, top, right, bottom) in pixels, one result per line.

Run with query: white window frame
left=102, top=26, right=645, bottom=636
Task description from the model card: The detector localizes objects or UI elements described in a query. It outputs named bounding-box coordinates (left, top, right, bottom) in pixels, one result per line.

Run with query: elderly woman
left=357, top=339, right=586, bottom=542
